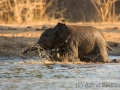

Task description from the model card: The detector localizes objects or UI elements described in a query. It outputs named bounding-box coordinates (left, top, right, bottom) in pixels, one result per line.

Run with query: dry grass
left=0, top=0, right=120, bottom=23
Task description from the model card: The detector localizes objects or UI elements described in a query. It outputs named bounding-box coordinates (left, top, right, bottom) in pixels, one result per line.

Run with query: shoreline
left=0, top=23, right=120, bottom=57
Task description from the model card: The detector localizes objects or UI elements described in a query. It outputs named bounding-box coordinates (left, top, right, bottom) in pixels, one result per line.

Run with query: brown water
left=0, top=56, right=120, bottom=90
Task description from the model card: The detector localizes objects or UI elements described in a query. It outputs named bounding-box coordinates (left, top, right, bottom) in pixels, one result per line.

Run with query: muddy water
left=0, top=56, right=120, bottom=90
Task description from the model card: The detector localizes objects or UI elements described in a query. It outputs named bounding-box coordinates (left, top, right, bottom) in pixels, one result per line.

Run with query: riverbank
left=0, top=23, right=120, bottom=57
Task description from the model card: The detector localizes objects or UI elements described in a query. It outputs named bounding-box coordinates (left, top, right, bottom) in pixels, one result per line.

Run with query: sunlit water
left=0, top=56, right=120, bottom=90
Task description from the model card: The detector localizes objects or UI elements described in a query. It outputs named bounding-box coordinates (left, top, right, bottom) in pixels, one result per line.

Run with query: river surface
left=0, top=56, right=120, bottom=90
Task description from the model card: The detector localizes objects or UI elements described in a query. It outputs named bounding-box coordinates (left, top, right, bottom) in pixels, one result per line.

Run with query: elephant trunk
left=21, top=44, right=44, bottom=56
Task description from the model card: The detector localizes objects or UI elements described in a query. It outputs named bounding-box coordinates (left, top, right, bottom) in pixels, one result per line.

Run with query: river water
left=0, top=56, right=120, bottom=90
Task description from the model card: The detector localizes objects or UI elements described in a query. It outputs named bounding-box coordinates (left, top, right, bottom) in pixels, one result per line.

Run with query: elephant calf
left=22, top=22, right=113, bottom=63
left=52, top=22, right=112, bottom=63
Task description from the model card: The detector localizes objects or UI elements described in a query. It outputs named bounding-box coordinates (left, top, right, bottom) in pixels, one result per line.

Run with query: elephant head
left=37, top=28, right=56, bottom=50
left=22, top=22, right=70, bottom=55
left=37, top=22, right=70, bottom=50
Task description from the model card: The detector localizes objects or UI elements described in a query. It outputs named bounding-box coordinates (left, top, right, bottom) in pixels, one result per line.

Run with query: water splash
left=0, top=56, right=120, bottom=90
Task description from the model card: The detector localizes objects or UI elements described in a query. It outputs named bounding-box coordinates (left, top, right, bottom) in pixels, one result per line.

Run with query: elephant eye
left=42, top=39, right=46, bottom=43
left=44, top=39, right=46, bottom=41
left=44, top=34, right=48, bottom=36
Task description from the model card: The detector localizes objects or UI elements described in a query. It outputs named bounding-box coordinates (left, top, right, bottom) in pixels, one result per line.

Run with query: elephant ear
left=54, top=22, right=70, bottom=48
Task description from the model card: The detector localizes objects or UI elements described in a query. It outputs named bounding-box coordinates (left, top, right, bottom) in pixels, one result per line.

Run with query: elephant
left=22, top=22, right=113, bottom=63
left=22, top=28, right=61, bottom=60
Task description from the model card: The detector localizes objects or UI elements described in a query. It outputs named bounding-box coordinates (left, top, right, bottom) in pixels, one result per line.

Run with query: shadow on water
left=0, top=55, right=120, bottom=90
